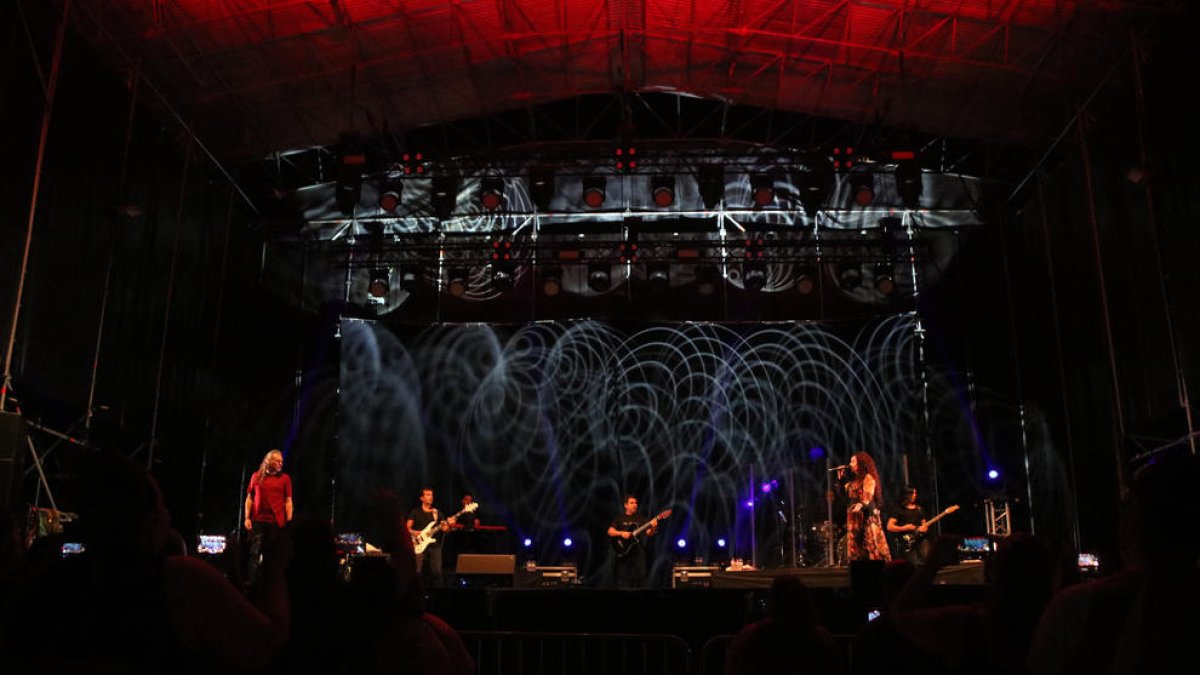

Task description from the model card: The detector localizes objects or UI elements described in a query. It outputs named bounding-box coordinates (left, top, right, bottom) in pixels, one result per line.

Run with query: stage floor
left=704, top=561, right=985, bottom=588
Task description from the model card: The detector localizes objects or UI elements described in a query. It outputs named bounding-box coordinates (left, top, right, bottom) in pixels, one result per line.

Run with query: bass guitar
left=412, top=502, right=480, bottom=554
left=897, top=504, right=959, bottom=552
left=611, top=509, right=672, bottom=558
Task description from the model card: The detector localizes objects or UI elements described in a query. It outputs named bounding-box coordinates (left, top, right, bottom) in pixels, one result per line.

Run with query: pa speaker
left=0, top=412, right=27, bottom=510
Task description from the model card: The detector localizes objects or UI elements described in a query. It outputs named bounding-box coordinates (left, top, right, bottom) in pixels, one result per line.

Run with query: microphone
left=828, top=464, right=848, bottom=472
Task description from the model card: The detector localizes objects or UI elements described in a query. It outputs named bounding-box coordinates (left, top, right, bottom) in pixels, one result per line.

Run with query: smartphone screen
left=197, top=535, right=227, bottom=555
left=866, top=608, right=881, bottom=622
left=61, top=542, right=86, bottom=557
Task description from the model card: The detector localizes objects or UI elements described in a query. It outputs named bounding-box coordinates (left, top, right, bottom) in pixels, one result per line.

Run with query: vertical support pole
left=2, top=0, right=71, bottom=410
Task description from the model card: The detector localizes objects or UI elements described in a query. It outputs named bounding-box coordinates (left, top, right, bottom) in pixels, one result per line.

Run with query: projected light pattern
left=336, top=315, right=1075, bottom=577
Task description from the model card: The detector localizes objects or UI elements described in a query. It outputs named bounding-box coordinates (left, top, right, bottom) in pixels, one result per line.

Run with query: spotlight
left=849, top=173, right=875, bottom=207
left=742, top=262, right=766, bottom=292
left=651, top=175, right=675, bottom=207
left=808, top=447, right=826, bottom=461
left=523, top=538, right=533, bottom=548
left=894, top=154, right=923, bottom=209
left=529, top=170, right=555, bottom=211
left=541, top=266, right=563, bottom=297
left=695, top=265, right=720, bottom=297
left=744, top=500, right=754, bottom=509
left=717, top=538, right=727, bottom=548
left=367, top=268, right=390, bottom=301
left=587, top=263, right=610, bottom=292
left=647, top=263, right=670, bottom=290
left=795, top=268, right=816, bottom=295
left=447, top=267, right=469, bottom=298
left=480, top=178, right=504, bottom=211
left=698, top=164, right=725, bottom=209
left=431, top=176, right=459, bottom=220
left=582, top=176, right=606, bottom=208
left=750, top=174, right=774, bottom=207
left=874, top=263, right=896, bottom=295
left=987, top=469, right=1000, bottom=481
left=676, top=538, right=687, bottom=549
left=378, top=187, right=402, bottom=213
left=563, top=537, right=573, bottom=548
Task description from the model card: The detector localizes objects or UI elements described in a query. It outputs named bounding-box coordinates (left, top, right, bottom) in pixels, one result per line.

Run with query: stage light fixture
left=367, top=268, right=390, bottom=301
left=695, top=265, right=720, bottom=297
left=849, top=173, right=875, bottom=207
left=987, top=468, right=1000, bottom=481
left=378, top=186, right=402, bottom=213
left=447, top=267, right=469, bottom=298
left=838, top=266, right=863, bottom=291
left=676, top=539, right=687, bottom=549
left=489, top=263, right=515, bottom=293
left=614, top=146, right=637, bottom=172
left=480, top=178, right=504, bottom=211
left=717, top=538, right=727, bottom=548
left=587, top=263, right=611, bottom=292
left=523, top=538, right=533, bottom=548
left=541, top=266, right=563, bottom=297
left=582, top=176, right=606, bottom=208
left=398, top=268, right=420, bottom=292
left=795, top=267, right=816, bottom=295
left=750, top=174, right=774, bottom=207
left=798, top=159, right=833, bottom=217
left=335, top=148, right=366, bottom=216
left=651, top=175, right=675, bottom=207
left=874, top=263, right=896, bottom=295
left=529, top=170, right=555, bottom=212
left=894, top=154, right=923, bottom=209
left=742, top=262, right=766, bottom=292
left=431, top=176, right=459, bottom=220
left=647, top=263, right=670, bottom=291
left=563, top=537, right=573, bottom=548
left=698, top=164, right=725, bottom=209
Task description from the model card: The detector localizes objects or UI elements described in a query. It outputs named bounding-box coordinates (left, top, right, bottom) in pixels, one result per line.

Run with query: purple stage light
left=809, top=447, right=826, bottom=461
left=987, top=469, right=1000, bottom=481
left=562, top=537, right=573, bottom=547
left=523, top=538, right=532, bottom=547
left=717, top=538, right=727, bottom=548
left=676, top=538, right=687, bottom=549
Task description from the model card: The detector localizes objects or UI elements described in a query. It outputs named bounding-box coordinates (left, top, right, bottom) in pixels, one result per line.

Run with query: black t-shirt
left=408, top=506, right=445, bottom=544
left=891, top=504, right=925, bottom=528
left=611, top=513, right=647, bottom=533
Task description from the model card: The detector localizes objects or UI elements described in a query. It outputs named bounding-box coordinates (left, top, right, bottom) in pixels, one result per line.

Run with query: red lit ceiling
left=72, top=1, right=1179, bottom=160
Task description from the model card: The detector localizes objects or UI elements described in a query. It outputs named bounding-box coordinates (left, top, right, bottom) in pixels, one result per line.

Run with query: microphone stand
left=825, top=457, right=835, bottom=566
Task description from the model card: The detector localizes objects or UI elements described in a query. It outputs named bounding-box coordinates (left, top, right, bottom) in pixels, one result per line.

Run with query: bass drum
left=808, top=522, right=848, bottom=566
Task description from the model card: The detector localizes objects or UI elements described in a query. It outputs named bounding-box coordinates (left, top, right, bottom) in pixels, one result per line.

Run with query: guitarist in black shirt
left=887, top=486, right=928, bottom=565
left=607, top=495, right=664, bottom=588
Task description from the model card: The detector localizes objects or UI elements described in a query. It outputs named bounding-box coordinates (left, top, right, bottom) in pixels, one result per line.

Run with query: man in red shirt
left=244, top=449, right=293, bottom=583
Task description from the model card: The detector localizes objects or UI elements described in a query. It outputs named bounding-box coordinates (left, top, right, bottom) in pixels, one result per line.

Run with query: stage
left=426, top=563, right=987, bottom=638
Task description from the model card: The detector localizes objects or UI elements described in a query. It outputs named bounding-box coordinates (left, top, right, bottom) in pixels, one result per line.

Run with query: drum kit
left=790, top=505, right=846, bottom=567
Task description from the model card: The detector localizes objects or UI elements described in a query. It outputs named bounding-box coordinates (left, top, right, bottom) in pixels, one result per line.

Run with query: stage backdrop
left=332, top=315, right=1076, bottom=582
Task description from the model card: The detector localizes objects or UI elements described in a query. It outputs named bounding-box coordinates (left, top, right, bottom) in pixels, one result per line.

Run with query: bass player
left=607, top=495, right=662, bottom=589
left=406, top=487, right=457, bottom=586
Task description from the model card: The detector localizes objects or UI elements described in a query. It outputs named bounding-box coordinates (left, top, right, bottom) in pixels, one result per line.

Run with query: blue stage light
left=563, top=537, right=573, bottom=548
left=676, top=538, right=687, bottom=549
left=717, top=537, right=727, bottom=548
left=523, top=538, right=532, bottom=547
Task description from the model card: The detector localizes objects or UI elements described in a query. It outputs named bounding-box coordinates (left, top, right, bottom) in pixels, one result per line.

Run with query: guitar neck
left=924, top=507, right=956, bottom=527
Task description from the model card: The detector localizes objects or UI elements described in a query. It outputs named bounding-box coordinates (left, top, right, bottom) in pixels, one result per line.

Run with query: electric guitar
left=412, top=502, right=480, bottom=554
left=611, top=509, right=672, bottom=558
left=897, top=504, right=959, bottom=552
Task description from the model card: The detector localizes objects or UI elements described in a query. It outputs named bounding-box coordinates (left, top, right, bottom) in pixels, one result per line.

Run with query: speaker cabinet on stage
left=0, top=412, right=27, bottom=510
left=455, top=554, right=515, bottom=587
left=672, top=565, right=721, bottom=588
left=514, top=564, right=579, bottom=588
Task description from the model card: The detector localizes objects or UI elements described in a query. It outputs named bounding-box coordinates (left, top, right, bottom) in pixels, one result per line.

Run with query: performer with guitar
left=607, top=495, right=670, bottom=588
left=406, top=487, right=458, bottom=587
left=887, top=487, right=959, bottom=565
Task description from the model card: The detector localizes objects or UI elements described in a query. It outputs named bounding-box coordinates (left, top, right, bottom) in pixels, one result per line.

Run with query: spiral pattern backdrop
left=334, top=313, right=999, bottom=577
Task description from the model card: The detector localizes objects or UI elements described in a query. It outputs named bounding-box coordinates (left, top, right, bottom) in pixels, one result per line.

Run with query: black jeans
left=247, top=521, right=280, bottom=584
left=415, top=544, right=444, bottom=587
left=614, top=549, right=648, bottom=589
